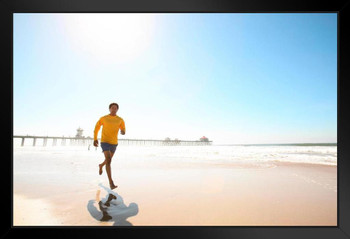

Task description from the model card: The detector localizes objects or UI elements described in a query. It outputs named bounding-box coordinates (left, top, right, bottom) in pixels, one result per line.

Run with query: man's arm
left=120, top=119, right=126, bottom=135
left=93, top=118, right=103, bottom=146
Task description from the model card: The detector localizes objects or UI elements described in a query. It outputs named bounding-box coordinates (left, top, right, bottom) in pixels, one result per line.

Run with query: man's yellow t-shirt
left=94, top=115, right=126, bottom=144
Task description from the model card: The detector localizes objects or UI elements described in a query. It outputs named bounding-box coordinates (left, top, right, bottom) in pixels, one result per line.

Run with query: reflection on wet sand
left=87, top=184, right=139, bottom=226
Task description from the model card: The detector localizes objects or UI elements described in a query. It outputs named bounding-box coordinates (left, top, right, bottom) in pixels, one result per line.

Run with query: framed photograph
left=3, top=0, right=350, bottom=238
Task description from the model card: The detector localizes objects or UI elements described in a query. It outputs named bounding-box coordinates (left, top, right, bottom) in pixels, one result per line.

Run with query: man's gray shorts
left=101, top=142, right=118, bottom=153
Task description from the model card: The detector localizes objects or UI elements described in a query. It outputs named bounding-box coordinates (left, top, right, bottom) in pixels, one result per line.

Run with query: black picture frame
left=2, top=0, right=350, bottom=238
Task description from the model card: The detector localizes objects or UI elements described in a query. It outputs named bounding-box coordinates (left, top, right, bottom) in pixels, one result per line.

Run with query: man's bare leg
left=103, top=151, right=117, bottom=189
left=99, top=163, right=103, bottom=175
left=99, top=151, right=115, bottom=175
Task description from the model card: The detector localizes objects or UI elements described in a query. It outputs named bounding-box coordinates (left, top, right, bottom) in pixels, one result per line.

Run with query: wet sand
left=13, top=152, right=337, bottom=226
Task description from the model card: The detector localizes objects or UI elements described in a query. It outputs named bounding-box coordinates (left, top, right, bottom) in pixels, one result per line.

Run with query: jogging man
left=94, top=103, right=126, bottom=189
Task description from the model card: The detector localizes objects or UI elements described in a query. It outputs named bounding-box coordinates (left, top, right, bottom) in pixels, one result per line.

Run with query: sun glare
left=61, top=13, right=156, bottom=63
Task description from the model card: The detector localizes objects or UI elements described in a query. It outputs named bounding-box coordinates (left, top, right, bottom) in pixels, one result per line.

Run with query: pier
left=13, top=135, right=212, bottom=147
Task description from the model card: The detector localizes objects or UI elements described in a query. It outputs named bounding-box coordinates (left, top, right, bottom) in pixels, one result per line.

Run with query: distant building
left=164, top=137, right=171, bottom=142
left=76, top=127, right=84, bottom=138
left=200, top=136, right=209, bottom=142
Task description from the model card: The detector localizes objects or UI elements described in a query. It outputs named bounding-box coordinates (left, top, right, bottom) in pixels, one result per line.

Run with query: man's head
left=109, top=103, right=119, bottom=115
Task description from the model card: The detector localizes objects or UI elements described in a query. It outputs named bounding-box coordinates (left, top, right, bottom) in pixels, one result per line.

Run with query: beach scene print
left=13, top=13, right=337, bottom=226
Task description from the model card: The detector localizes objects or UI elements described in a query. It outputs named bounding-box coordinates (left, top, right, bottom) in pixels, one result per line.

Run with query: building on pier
left=200, top=136, right=209, bottom=142
left=75, top=127, right=84, bottom=138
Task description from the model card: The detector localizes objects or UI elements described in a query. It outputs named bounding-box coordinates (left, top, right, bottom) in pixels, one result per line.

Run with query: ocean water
left=114, top=144, right=337, bottom=166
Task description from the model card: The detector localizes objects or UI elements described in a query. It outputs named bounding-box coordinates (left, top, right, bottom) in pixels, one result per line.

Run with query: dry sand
left=13, top=159, right=337, bottom=226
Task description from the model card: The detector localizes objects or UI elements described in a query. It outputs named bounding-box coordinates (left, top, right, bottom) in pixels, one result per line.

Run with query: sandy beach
left=13, top=145, right=337, bottom=226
